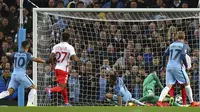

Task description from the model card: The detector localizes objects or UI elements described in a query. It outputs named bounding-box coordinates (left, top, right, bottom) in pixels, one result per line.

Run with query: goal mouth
left=33, top=8, right=200, bottom=106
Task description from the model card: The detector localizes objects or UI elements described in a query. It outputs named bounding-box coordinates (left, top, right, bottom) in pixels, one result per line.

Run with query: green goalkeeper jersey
left=143, top=73, right=163, bottom=96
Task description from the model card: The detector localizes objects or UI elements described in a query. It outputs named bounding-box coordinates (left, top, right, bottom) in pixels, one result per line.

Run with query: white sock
left=158, top=86, right=170, bottom=101
left=185, top=85, right=194, bottom=103
left=131, top=98, right=145, bottom=106
left=0, top=91, right=10, bottom=99
left=27, top=89, right=37, bottom=105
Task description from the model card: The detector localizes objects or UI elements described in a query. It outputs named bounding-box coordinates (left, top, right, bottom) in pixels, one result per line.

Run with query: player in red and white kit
left=46, top=32, right=79, bottom=106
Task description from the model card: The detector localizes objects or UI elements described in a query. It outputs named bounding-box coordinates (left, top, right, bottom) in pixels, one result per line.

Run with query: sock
left=27, top=89, right=37, bottom=105
left=50, top=86, right=63, bottom=93
left=180, top=84, right=187, bottom=105
left=158, top=86, right=170, bottom=102
left=0, top=91, right=10, bottom=99
left=169, top=85, right=175, bottom=97
left=131, top=98, right=145, bottom=106
left=62, top=88, right=69, bottom=104
left=185, top=85, right=194, bottom=103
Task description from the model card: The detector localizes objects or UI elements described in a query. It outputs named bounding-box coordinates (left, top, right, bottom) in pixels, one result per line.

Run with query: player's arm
left=69, top=47, right=79, bottom=62
left=5, top=52, right=14, bottom=57
left=32, top=57, right=46, bottom=63
left=180, top=45, right=188, bottom=69
left=162, top=47, right=170, bottom=69
left=49, top=53, right=56, bottom=67
left=70, top=55, right=79, bottom=62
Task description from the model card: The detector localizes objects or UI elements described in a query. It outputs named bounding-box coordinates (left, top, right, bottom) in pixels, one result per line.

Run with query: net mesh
left=35, top=11, right=200, bottom=106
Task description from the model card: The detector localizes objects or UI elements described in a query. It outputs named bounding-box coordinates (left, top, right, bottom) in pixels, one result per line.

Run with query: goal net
left=33, top=9, right=200, bottom=106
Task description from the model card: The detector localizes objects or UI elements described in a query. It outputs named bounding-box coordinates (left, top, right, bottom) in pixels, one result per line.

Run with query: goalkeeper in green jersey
left=139, top=71, right=181, bottom=106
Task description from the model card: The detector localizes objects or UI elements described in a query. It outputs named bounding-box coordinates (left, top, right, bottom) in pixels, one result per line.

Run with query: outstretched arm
left=71, top=55, right=79, bottom=62
left=32, top=57, right=46, bottom=63
left=50, top=53, right=56, bottom=68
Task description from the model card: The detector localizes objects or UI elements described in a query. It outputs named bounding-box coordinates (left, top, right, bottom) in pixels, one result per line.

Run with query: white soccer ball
left=175, top=95, right=183, bottom=104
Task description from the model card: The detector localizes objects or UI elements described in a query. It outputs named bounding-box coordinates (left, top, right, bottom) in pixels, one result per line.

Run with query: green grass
left=0, top=106, right=200, bottom=112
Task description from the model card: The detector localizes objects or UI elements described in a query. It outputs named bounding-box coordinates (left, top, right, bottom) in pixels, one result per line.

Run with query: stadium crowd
left=0, top=0, right=199, bottom=106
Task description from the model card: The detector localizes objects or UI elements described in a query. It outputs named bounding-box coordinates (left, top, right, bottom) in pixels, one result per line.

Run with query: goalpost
left=33, top=8, right=200, bottom=106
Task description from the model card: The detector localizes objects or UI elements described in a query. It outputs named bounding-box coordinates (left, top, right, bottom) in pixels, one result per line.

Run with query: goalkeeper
left=139, top=71, right=181, bottom=106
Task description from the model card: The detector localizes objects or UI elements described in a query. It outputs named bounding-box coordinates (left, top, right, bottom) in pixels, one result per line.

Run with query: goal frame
left=32, top=8, right=200, bottom=106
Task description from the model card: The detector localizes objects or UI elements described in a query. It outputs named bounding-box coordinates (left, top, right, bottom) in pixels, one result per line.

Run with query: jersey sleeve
left=181, top=44, right=187, bottom=55
left=69, top=46, right=76, bottom=58
left=164, top=47, right=170, bottom=55
left=27, top=53, right=34, bottom=61
left=51, top=46, right=56, bottom=54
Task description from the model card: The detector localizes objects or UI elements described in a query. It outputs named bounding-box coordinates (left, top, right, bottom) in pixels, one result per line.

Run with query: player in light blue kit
left=157, top=31, right=200, bottom=107
left=0, top=40, right=46, bottom=106
left=105, top=71, right=145, bottom=106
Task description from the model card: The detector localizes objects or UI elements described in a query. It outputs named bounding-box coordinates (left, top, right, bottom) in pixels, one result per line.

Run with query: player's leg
left=157, top=69, right=175, bottom=106
left=47, top=69, right=66, bottom=92
left=47, top=69, right=70, bottom=105
left=0, top=76, right=19, bottom=99
left=19, top=75, right=37, bottom=106
left=105, top=93, right=118, bottom=105
left=175, top=69, right=200, bottom=106
left=169, top=84, right=175, bottom=97
left=180, top=84, right=187, bottom=105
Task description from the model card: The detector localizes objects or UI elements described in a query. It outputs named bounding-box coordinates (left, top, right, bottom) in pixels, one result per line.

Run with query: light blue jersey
left=112, top=77, right=131, bottom=103
left=11, top=51, right=33, bottom=75
left=163, top=41, right=190, bottom=85
left=165, top=41, right=186, bottom=69
left=8, top=51, right=34, bottom=90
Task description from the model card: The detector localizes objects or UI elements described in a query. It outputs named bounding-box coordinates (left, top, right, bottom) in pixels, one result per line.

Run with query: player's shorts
left=112, top=92, right=132, bottom=103
left=55, top=69, right=68, bottom=84
left=8, top=74, right=34, bottom=90
left=166, top=67, right=190, bottom=85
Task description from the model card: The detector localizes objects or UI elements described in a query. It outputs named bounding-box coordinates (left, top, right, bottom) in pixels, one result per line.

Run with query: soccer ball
left=175, top=95, right=183, bottom=104
left=127, top=102, right=135, bottom=106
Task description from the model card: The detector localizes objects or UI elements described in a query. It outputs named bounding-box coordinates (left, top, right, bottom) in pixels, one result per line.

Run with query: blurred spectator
left=102, top=0, right=124, bottom=8
left=98, top=67, right=107, bottom=101
left=57, top=0, right=64, bottom=8
left=0, top=68, right=17, bottom=100
left=67, top=0, right=79, bottom=8
left=76, top=1, right=85, bottom=8
left=23, top=8, right=32, bottom=33
left=79, top=50, right=89, bottom=64
left=48, top=0, right=55, bottom=8
left=100, top=58, right=111, bottom=72
left=87, top=0, right=101, bottom=8
left=0, top=0, right=9, bottom=18
left=0, top=17, right=11, bottom=36
left=0, top=56, right=8, bottom=71
left=182, top=2, right=188, bottom=8
left=68, top=69, right=80, bottom=102
left=189, top=29, right=199, bottom=50
left=8, top=5, right=18, bottom=34
left=6, top=35, right=17, bottom=51
left=151, top=0, right=166, bottom=8
left=170, top=0, right=183, bottom=8
left=103, top=44, right=119, bottom=65
left=129, top=1, right=137, bottom=8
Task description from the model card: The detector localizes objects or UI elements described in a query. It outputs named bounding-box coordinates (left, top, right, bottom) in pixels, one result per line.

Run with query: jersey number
left=56, top=52, right=67, bottom=63
left=14, top=57, right=25, bottom=67
left=170, top=49, right=181, bottom=60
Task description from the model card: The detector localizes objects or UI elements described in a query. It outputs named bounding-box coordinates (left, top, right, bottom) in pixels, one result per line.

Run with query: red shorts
left=55, top=69, right=68, bottom=84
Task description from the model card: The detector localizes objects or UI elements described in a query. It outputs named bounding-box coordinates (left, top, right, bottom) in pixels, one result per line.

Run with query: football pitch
left=0, top=106, right=200, bottom=112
